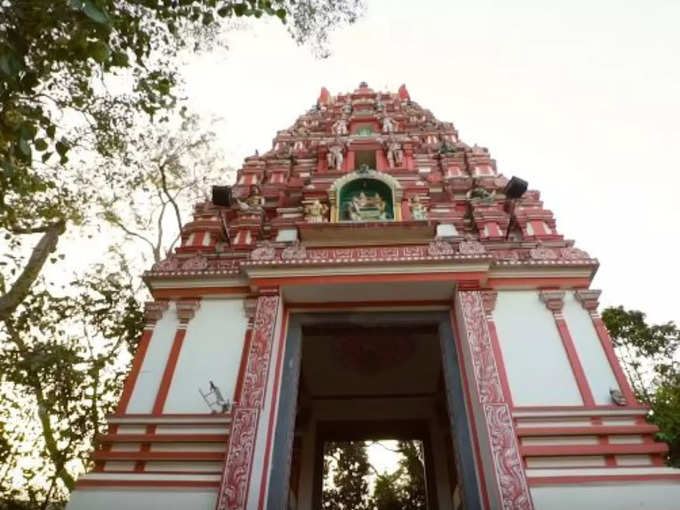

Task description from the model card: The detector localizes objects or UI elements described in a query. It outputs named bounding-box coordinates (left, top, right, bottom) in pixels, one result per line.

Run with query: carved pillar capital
left=242, top=297, right=258, bottom=325
left=539, top=290, right=565, bottom=316
left=143, top=300, right=169, bottom=328
left=176, top=298, right=201, bottom=324
left=481, top=290, right=498, bottom=317
left=575, top=289, right=601, bottom=316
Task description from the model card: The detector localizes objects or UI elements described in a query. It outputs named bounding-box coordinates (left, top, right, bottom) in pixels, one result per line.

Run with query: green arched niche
left=339, top=178, right=394, bottom=221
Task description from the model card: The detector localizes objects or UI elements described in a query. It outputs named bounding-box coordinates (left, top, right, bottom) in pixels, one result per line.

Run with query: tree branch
left=0, top=220, right=65, bottom=319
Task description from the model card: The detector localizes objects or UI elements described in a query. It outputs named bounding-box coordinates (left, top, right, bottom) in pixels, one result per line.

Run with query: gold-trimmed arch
left=328, top=169, right=403, bottom=222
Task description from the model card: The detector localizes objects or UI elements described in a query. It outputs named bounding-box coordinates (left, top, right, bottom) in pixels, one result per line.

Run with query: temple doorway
left=266, top=312, right=482, bottom=510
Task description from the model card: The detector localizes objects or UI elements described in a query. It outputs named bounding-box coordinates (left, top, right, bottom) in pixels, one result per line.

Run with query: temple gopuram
left=67, top=83, right=680, bottom=510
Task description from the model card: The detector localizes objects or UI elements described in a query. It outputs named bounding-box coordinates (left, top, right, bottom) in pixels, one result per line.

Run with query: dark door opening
left=266, top=313, right=482, bottom=510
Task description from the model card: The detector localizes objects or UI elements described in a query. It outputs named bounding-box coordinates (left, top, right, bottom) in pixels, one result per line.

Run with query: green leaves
left=81, top=0, right=111, bottom=26
left=602, top=306, right=680, bottom=467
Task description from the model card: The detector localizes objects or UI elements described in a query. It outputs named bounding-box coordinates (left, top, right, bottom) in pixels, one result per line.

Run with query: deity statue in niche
left=303, top=199, right=329, bottom=223
left=339, top=178, right=393, bottom=222
left=409, top=194, right=428, bottom=220
left=326, top=142, right=345, bottom=170
left=382, top=115, right=396, bottom=133
left=386, top=140, right=404, bottom=168
left=236, top=185, right=265, bottom=213
left=332, top=118, right=348, bottom=136
left=348, top=192, right=387, bottom=221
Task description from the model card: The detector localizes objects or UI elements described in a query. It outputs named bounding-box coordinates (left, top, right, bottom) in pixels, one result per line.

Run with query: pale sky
left=184, top=0, right=680, bottom=324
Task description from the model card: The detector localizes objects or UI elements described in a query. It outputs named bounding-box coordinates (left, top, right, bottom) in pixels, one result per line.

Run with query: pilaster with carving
left=217, top=294, right=280, bottom=510
left=458, top=291, right=533, bottom=510
left=574, top=289, right=636, bottom=404
left=539, top=290, right=595, bottom=406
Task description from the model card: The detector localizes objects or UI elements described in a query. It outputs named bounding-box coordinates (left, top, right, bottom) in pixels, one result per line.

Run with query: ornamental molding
left=216, top=294, right=280, bottom=510
left=539, top=290, right=565, bottom=314
left=176, top=299, right=201, bottom=323
left=143, top=300, right=169, bottom=327
left=281, top=241, right=307, bottom=260
left=561, top=247, right=590, bottom=260
left=575, top=289, right=601, bottom=313
left=459, top=238, right=486, bottom=255
left=329, top=168, right=403, bottom=194
left=216, top=407, right=259, bottom=510
left=240, top=295, right=280, bottom=409
left=181, top=254, right=209, bottom=270
left=529, top=245, right=558, bottom=260
left=481, top=291, right=498, bottom=316
left=428, top=238, right=454, bottom=256
left=250, top=242, right=276, bottom=261
left=458, top=291, right=533, bottom=510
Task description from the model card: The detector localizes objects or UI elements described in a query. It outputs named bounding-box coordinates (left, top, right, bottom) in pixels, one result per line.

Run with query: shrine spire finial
left=318, top=87, right=331, bottom=105
left=398, top=84, right=410, bottom=101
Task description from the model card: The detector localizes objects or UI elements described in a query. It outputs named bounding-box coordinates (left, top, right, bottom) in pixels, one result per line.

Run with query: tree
left=602, top=306, right=680, bottom=466
left=322, top=441, right=373, bottom=510
left=372, top=440, right=426, bottom=510
left=0, top=0, right=364, bottom=320
left=0, top=2, right=364, bottom=505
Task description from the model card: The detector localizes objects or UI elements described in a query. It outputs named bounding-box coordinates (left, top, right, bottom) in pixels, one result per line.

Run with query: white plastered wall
left=126, top=302, right=179, bottom=413
left=67, top=488, right=216, bottom=510
left=562, top=291, right=620, bottom=404
left=163, top=298, right=248, bottom=413
left=531, top=481, right=680, bottom=510
left=493, top=291, right=582, bottom=406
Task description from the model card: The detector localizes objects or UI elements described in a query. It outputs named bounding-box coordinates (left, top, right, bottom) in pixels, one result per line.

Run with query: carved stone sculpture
left=409, top=195, right=428, bottom=220
left=303, top=199, right=329, bottom=223
left=332, top=118, right=348, bottom=136
left=382, top=116, right=395, bottom=133
left=236, top=185, right=265, bottom=213
left=327, top=144, right=344, bottom=170
left=386, top=141, right=404, bottom=168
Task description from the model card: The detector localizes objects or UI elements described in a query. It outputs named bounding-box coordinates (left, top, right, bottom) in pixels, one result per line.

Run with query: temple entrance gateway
left=266, top=312, right=483, bottom=510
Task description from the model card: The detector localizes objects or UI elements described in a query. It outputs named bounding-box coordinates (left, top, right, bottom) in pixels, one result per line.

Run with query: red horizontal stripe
left=76, top=480, right=219, bottom=488
left=97, top=434, right=229, bottom=443
left=93, top=451, right=224, bottom=461
left=517, top=425, right=658, bottom=437
left=521, top=443, right=668, bottom=457
left=528, top=473, right=680, bottom=486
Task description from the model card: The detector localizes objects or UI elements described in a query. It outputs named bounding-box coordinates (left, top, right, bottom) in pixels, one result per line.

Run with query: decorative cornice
left=143, top=300, right=169, bottom=327
left=176, top=299, right=201, bottom=324
left=481, top=290, right=498, bottom=316
left=575, top=289, right=601, bottom=315
left=539, top=290, right=565, bottom=315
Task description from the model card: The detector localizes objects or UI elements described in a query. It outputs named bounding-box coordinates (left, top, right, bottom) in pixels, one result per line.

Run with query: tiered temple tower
left=67, top=83, right=680, bottom=510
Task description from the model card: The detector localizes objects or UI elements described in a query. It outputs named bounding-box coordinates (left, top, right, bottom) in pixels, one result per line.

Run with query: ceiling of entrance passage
left=301, top=326, right=441, bottom=398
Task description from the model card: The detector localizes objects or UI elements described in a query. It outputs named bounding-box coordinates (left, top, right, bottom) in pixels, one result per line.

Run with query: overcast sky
left=183, top=0, right=680, bottom=324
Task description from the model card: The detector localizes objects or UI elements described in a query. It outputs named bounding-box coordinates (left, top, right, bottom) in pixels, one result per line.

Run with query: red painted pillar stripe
left=116, top=328, right=154, bottom=414
left=152, top=327, right=188, bottom=415
left=486, top=320, right=515, bottom=407
left=233, top=328, right=253, bottom=404
left=592, top=316, right=637, bottom=404
left=554, top=317, right=596, bottom=407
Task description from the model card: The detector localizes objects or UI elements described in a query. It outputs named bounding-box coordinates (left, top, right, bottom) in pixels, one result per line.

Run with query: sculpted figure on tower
left=332, top=118, right=349, bottom=136
left=386, top=139, right=404, bottom=168
left=327, top=141, right=345, bottom=170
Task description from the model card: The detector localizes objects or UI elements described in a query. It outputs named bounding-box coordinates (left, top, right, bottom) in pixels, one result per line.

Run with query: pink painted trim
left=592, top=316, right=637, bottom=404
left=450, top=307, right=492, bottom=510
left=76, top=480, right=220, bottom=488
left=485, top=320, right=515, bottom=407
left=152, top=328, right=188, bottom=415
left=527, top=473, right=680, bottom=486
left=554, top=318, right=596, bottom=407
left=521, top=443, right=668, bottom=457
left=116, top=329, right=153, bottom=414
left=258, top=309, right=289, bottom=510
left=516, top=424, right=657, bottom=437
